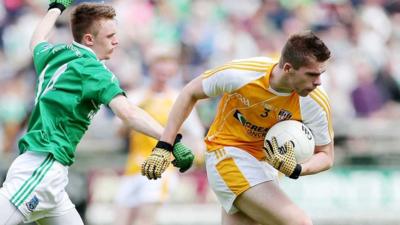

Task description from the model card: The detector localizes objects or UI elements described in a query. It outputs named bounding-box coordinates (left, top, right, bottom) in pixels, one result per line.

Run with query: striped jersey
left=18, top=42, right=124, bottom=166
left=202, top=57, right=333, bottom=160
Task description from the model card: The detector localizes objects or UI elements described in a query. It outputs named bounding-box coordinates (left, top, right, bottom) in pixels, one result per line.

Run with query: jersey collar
left=72, top=41, right=98, bottom=60
left=267, top=87, right=292, bottom=96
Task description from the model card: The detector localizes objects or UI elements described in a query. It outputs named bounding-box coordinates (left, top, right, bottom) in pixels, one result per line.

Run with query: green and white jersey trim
left=10, top=154, right=55, bottom=207
left=34, top=63, right=68, bottom=105
left=72, top=41, right=97, bottom=57
left=20, top=41, right=125, bottom=166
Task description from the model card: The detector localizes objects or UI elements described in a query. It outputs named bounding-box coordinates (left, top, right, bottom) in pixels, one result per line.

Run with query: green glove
left=48, top=0, right=74, bottom=13
left=172, top=134, right=195, bottom=173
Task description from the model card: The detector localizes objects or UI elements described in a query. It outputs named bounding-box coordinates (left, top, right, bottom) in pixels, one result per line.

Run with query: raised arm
left=30, top=1, right=74, bottom=53
left=30, top=9, right=60, bottom=53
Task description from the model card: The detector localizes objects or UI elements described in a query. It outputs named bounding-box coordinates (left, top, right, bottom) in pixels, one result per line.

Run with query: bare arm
left=30, top=8, right=61, bottom=53
left=109, top=95, right=164, bottom=140
left=300, top=141, right=334, bottom=176
left=160, top=76, right=209, bottom=144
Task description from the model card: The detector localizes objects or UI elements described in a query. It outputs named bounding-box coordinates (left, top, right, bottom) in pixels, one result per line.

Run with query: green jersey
left=18, top=42, right=125, bottom=166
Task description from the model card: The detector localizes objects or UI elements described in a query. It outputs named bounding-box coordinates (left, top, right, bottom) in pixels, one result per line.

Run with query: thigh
left=221, top=207, right=258, bottom=225
left=234, top=181, right=310, bottom=225
left=1, top=152, right=73, bottom=223
left=36, top=208, right=83, bottom=225
left=205, top=147, right=278, bottom=214
left=0, top=193, right=24, bottom=225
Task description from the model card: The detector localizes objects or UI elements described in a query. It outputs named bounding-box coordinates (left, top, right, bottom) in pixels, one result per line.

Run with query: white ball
left=265, top=120, right=315, bottom=163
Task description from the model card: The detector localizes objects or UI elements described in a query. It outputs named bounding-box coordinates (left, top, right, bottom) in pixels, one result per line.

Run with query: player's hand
left=48, top=0, right=74, bottom=13
left=263, top=137, right=302, bottom=179
left=172, top=134, right=195, bottom=173
left=141, top=141, right=172, bottom=180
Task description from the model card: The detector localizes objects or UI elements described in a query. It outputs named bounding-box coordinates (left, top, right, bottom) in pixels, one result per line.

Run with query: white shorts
left=205, top=147, right=279, bottom=214
left=114, top=170, right=178, bottom=208
left=0, top=151, right=75, bottom=223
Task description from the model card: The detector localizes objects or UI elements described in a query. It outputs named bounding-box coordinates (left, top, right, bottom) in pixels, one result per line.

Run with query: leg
left=221, top=207, right=258, bottom=225
left=0, top=194, right=24, bottom=225
left=35, top=208, right=84, bottom=225
left=234, top=181, right=312, bottom=225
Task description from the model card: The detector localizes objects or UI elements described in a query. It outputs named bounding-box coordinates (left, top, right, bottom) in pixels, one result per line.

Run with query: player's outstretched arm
left=30, top=0, right=74, bottom=53
left=109, top=95, right=164, bottom=140
left=141, top=76, right=209, bottom=179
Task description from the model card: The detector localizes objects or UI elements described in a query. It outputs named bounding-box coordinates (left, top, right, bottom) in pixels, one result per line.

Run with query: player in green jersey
left=0, top=1, right=194, bottom=225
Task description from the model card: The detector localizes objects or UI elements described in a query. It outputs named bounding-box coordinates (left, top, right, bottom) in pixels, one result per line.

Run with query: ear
left=283, top=63, right=293, bottom=73
left=82, top=33, right=94, bottom=46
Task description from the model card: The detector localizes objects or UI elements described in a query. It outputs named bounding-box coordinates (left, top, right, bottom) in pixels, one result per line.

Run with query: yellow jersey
left=124, top=88, right=177, bottom=175
left=202, top=57, right=333, bottom=160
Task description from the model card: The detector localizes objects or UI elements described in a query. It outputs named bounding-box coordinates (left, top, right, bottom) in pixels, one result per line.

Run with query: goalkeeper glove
left=48, top=0, right=74, bottom=13
left=141, top=134, right=189, bottom=179
left=263, top=137, right=302, bottom=179
left=172, top=134, right=194, bottom=173
left=141, top=140, right=172, bottom=180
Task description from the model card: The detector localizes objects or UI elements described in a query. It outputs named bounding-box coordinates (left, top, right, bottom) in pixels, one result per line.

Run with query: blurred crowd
left=1, top=0, right=400, bottom=155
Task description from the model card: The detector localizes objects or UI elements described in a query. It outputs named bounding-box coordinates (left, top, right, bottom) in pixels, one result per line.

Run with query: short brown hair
left=279, top=31, right=331, bottom=70
left=70, top=3, right=116, bottom=43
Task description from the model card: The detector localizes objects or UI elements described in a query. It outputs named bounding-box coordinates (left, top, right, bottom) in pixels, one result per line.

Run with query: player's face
left=290, top=59, right=326, bottom=96
left=91, top=19, right=119, bottom=60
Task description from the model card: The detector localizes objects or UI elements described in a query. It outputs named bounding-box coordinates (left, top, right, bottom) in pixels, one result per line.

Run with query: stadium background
left=0, top=0, right=400, bottom=224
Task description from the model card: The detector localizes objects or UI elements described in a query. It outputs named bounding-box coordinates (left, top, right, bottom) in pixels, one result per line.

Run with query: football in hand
left=265, top=120, right=315, bottom=163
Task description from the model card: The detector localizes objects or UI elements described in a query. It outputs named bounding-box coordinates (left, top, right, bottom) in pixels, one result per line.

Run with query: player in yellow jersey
left=142, top=31, right=334, bottom=225
left=114, top=46, right=205, bottom=225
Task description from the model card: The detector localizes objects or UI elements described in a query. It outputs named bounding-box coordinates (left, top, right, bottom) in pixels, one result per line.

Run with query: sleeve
left=201, top=60, right=267, bottom=97
left=32, top=42, right=55, bottom=75
left=300, top=87, right=334, bottom=146
left=82, top=61, right=125, bottom=105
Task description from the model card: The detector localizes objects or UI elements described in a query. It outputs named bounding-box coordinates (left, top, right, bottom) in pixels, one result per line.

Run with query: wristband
left=155, top=141, right=173, bottom=152
left=174, top=133, right=182, bottom=144
left=289, top=164, right=302, bottom=179
left=49, top=3, right=66, bottom=13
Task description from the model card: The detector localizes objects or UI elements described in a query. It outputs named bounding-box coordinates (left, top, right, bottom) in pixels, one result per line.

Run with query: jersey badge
left=278, top=109, right=292, bottom=121
left=234, top=110, right=248, bottom=125
left=26, top=195, right=39, bottom=212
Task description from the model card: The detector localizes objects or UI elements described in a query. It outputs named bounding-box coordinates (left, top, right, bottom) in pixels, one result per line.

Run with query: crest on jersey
left=234, top=110, right=248, bottom=125
left=233, top=110, right=269, bottom=138
left=26, top=195, right=39, bottom=212
left=278, top=109, right=292, bottom=121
